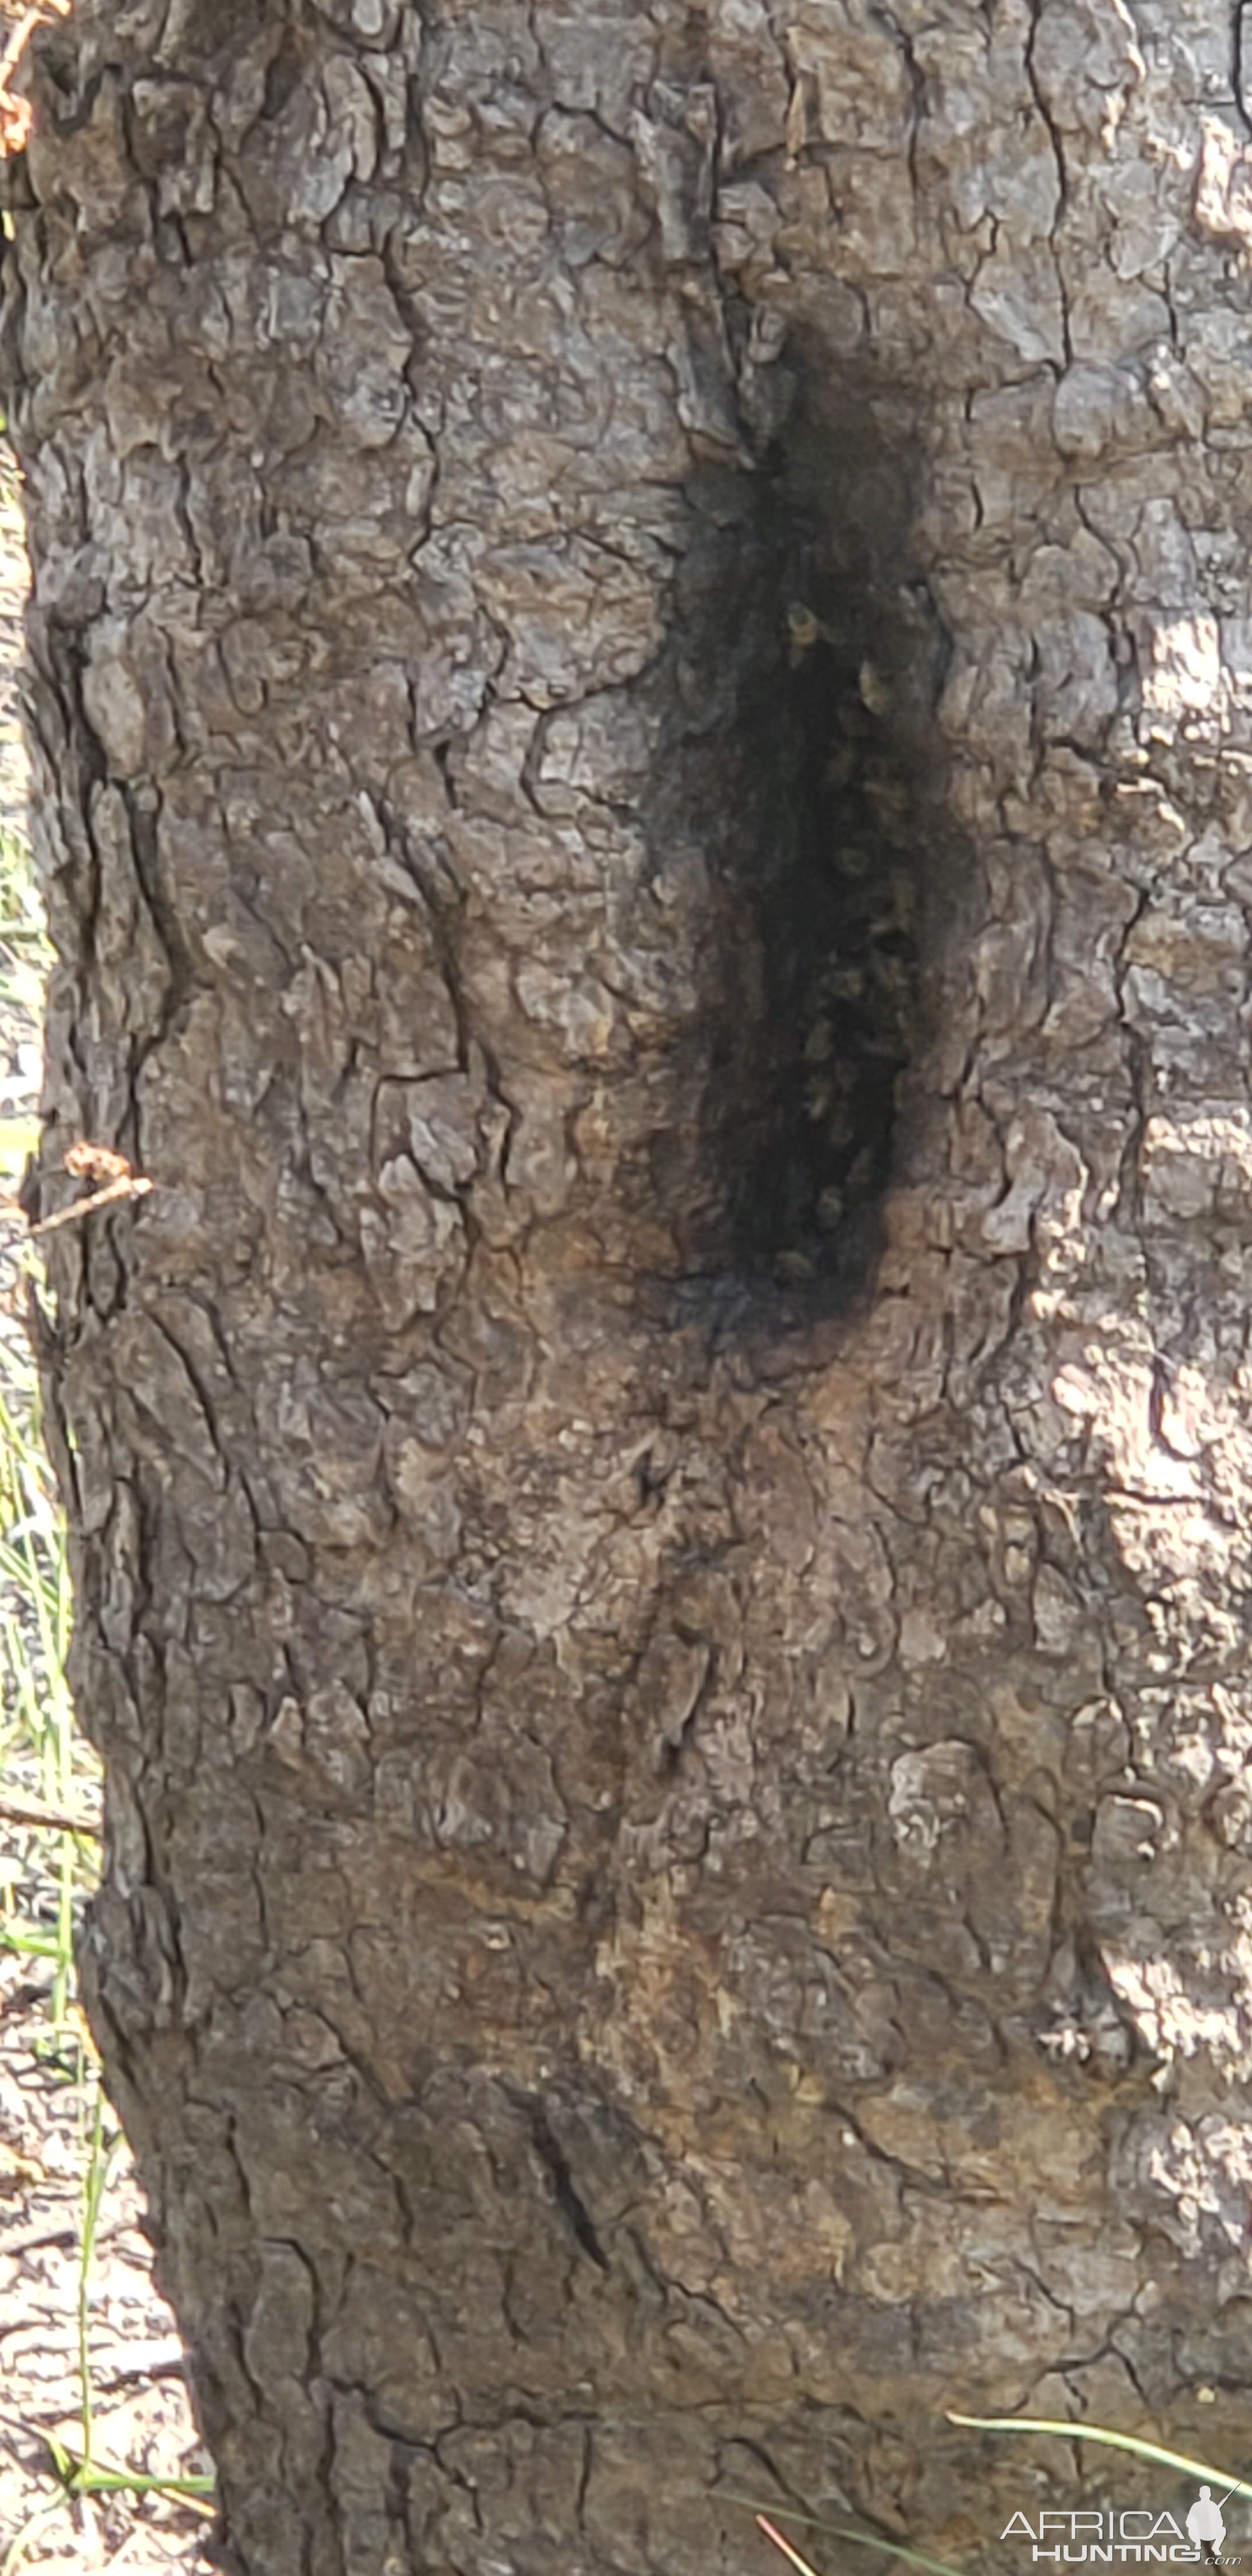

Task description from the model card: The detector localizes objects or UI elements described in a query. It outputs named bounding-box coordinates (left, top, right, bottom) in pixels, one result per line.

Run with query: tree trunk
left=6, top=0, right=1252, bottom=2566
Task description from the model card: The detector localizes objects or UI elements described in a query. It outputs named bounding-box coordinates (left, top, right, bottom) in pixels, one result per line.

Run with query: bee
left=786, top=601, right=836, bottom=668
left=858, top=659, right=894, bottom=716
left=774, top=1246, right=818, bottom=1284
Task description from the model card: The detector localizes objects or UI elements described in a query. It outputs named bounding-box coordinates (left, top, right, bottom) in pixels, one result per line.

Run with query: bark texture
left=7, top=0, right=1252, bottom=2566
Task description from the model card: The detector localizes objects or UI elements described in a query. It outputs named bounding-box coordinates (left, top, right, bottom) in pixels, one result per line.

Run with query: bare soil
left=0, top=1962, right=216, bottom=2574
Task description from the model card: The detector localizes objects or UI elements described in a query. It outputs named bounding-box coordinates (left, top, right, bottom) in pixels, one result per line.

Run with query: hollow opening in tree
left=646, top=356, right=956, bottom=1314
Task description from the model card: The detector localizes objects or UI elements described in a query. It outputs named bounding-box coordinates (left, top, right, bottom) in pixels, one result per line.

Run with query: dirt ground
left=0, top=13, right=218, bottom=2566
left=0, top=1950, right=217, bottom=2575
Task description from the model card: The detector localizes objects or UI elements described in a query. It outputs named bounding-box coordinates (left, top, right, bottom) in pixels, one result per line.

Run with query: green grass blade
left=1, top=1924, right=66, bottom=1958
left=73, top=2467, right=217, bottom=2499
left=949, top=2416, right=1252, bottom=2502
left=45, top=2435, right=215, bottom=2502
left=77, top=2086, right=109, bottom=2471
left=728, top=2497, right=970, bottom=2576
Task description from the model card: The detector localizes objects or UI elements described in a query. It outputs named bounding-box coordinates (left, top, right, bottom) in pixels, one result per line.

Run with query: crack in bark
left=517, top=2096, right=610, bottom=2274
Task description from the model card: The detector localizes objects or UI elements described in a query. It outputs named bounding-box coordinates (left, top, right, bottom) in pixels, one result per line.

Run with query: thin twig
left=0, top=2219, right=77, bottom=2258
left=0, top=1791, right=99, bottom=1838
left=27, top=1174, right=155, bottom=1239
left=0, top=1172, right=155, bottom=1269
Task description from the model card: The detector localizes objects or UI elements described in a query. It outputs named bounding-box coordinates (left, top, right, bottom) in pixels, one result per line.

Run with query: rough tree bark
left=6, top=0, right=1252, bottom=2567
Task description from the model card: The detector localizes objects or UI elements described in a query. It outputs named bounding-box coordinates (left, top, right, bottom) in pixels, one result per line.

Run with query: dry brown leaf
left=63, top=1140, right=134, bottom=1187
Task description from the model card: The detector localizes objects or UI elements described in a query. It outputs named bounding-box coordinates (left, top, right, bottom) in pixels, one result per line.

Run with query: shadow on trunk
left=640, top=346, right=965, bottom=1326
